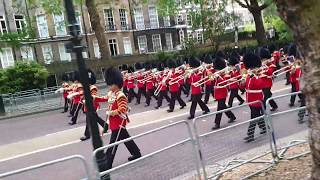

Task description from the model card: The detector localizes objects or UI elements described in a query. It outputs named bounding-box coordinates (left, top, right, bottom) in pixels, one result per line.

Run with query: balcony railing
left=105, top=24, right=116, bottom=31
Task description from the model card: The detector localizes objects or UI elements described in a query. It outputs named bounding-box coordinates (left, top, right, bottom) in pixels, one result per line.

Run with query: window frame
left=134, top=7, right=145, bottom=30
left=36, top=14, right=49, bottom=38
left=0, top=48, right=14, bottom=68
left=152, top=34, right=162, bottom=52
left=108, top=38, right=118, bottom=56
left=137, top=35, right=148, bottom=54
left=104, top=9, right=115, bottom=31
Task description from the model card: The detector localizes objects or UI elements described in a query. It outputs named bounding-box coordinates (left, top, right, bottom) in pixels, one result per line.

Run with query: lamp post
left=63, top=0, right=108, bottom=179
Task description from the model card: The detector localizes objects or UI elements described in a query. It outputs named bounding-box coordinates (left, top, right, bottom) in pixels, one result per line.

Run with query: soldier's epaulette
left=116, top=91, right=127, bottom=100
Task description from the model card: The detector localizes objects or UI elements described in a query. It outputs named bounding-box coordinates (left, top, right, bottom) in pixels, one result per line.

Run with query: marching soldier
left=121, top=64, right=129, bottom=96
left=67, top=83, right=84, bottom=125
left=127, top=66, right=138, bottom=103
left=55, top=82, right=71, bottom=113
left=212, top=56, right=236, bottom=130
left=167, top=60, right=186, bottom=112
left=242, top=53, right=266, bottom=143
left=227, top=52, right=245, bottom=107
left=203, top=55, right=215, bottom=104
left=135, top=62, right=146, bottom=105
left=259, top=48, right=278, bottom=111
left=104, top=67, right=142, bottom=170
left=155, top=62, right=171, bottom=109
left=188, top=57, right=210, bottom=119
left=80, top=85, right=109, bottom=141
left=289, top=59, right=305, bottom=107
left=144, top=63, right=158, bottom=107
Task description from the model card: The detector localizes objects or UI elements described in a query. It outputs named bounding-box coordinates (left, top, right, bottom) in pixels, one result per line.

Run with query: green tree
left=0, top=62, right=49, bottom=93
left=234, top=0, right=272, bottom=45
left=273, top=0, right=320, bottom=178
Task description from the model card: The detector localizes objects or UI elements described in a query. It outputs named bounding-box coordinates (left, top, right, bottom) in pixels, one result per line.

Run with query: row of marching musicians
left=56, top=46, right=305, bottom=144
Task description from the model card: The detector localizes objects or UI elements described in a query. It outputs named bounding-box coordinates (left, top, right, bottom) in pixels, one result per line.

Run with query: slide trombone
left=192, top=67, right=230, bottom=87
left=154, top=70, right=172, bottom=96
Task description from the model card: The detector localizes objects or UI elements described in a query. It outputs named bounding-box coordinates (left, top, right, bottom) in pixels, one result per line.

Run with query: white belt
left=246, top=89, right=262, bottom=93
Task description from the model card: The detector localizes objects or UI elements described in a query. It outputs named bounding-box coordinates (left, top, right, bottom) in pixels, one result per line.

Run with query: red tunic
left=261, top=65, right=276, bottom=88
left=159, top=74, right=168, bottom=91
left=214, top=75, right=229, bottom=100
left=169, top=72, right=180, bottom=92
left=229, top=69, right=241, bottom=89
left=245, top=75, right=264, bottom=107
left=145, top=73, right=154, bottom=90
left=127, top=74, right=135, bottom=89
left=191, top=73, right=202, bottom=94
left=107, top=91, right=129, bottom=131
left=204, top=68, right=214, bottom=86
left=137, top=73, right=144, bottom=88
left=290, top=67, right=302, bottom=91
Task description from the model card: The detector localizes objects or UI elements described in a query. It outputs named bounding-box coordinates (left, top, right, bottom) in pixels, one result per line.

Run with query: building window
left=148, top=6, right=159, bottom=29
left=20, top=46, right=34, bottom=61
left=104, top=9, right=115, bottom=31
left=58, top=43, right=72, bottom=61
left=76, top=12, right=83, bottom=34
left=41, top=44, right=53, bottom=64
left=177, top=14, right=184, bottom=24
left=108, top=39, right=118, bottom=56
left=53, top=13, right=67, bottom=36
left=165, top=33, right=173, bottom=50
left=163, top=16, right=170, bottom=27
left=123, top=37, right=132, bottom=55
left=134, top=7, right=145, bottom=30
left=36, top=14, right=49, bottom=38
left=137, top=36, right=147, bottom=53
left=152, top=34, right=162, bottom=52
left=14, top=15, right=26, bottom=34
left=179, top=29, right=185, bottom=45
left=197, top=31, right=203, bottom=43
left=186, top=14, right=192, bottom=26
left=0, top=15, right=8, bottom=34
left=0, top=48, right=14, bottom=68
left=119, top=9, right=128, bottom=30
left=93, top=40, right=100, bottom=58
left=187, top=32, right=193, bottom=40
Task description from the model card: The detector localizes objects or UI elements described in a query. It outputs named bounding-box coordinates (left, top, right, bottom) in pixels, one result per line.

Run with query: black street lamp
left=63, top=0, right=108, bottom=179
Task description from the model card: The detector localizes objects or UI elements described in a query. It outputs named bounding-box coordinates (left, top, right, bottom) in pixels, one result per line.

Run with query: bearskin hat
left=105, top=67, right=123, bottom=88
left=214, top=56, right=226, bottom=70
left=243, top=53, right=262, bottom=69
left=157, top=62, right=165, bottom=71
left=215, top=51, right=225, bottom=59
left=288, top=44, right=297, bottom=57
left=204, top=54, right=213, bottom=64
left=259, top=47, right=271, bottom=59
left=183, top=57, right=189, bottom=65
left=176, top=58, right=183, bottom=66
left=152, top=62, right=158, bottom=69
left=228, top=55, right=239, bottom=66
left=135, top=62, right=143, bottom=70
left=72, top=70, right=80, bottom=82
left=144, top=62, right=152, bottom=70
left=128, top=66, right=135, bottom=73
left=189, top=56, right=201, bottom=68
left=167, top=59, right=176, bottom=69
left=62, top=73, right=69, bottom=82
left=87, top=68, right=96, bottom=85
left=121, top=64, right=128, bottom=71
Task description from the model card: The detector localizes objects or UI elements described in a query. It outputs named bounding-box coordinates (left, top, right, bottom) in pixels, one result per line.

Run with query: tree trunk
left=274, top=1, right=320, bottom=179
left=85, top=0, right=110, bottom=60
left=251, top=9, right=267, bottom=46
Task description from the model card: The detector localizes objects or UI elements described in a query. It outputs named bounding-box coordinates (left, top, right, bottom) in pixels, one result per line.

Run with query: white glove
left=55, top=88, right=64, bottom=94
left=67, top=92, right=80, bottom=99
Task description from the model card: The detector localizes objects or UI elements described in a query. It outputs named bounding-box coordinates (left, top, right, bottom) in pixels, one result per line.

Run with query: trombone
left=192, top=67, right=230, bottom=87
left=154, top=70, right=172, bottom=96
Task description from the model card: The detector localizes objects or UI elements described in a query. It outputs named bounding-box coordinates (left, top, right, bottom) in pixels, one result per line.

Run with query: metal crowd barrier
left=0, top=155, right=91, bottom=180
left=92, top=120, right=203, bottom=180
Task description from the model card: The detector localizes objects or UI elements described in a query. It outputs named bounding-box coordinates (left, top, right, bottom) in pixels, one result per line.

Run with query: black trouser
left=228, top=88, right=244, bottom=107
left=169, top=91, right=186, bottom=110
left=247, top=106, right=266, bottom=138
left=69, top=100, right=76, bottom=116
left=105, top=128, right=141, bottom=169
left=157, top=90, right=171, bottom=107
left=185, top=84, right=191, bottom=96
left=290, top=83, right=305, bottom=105
left=63, top=97, right=69, bottom=112
left=204, top=85, right=213, bottom=104
left=136, top=87, right=146, bottom=104
left=70, top=103, right=83, bottom=123
left=215, top=99, right=236, bottom=126
left=180, top=85, right=188, bottom=95
left=190, top=94, right=210, bottom=117
left=84, top=114, right=107, bottom=137
left=146, top=88, right=157, bottom=105
left=123, top=87, right=128, bottom=96
left=263, top=88, right=278, bottom=109
left=128, top=88, right=138, bottom=103
left=285, top=72, right=290, bottom=84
